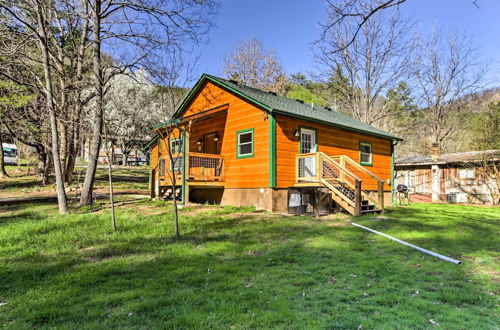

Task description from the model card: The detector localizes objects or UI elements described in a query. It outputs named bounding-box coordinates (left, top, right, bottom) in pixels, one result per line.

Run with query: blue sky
left=196, top=0, right=500, bottom=86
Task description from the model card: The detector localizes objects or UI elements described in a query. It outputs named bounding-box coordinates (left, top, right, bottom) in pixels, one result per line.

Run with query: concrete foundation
left=216, top=188, right=290, bottom=212
left=193, top=187, right=392, bottom=213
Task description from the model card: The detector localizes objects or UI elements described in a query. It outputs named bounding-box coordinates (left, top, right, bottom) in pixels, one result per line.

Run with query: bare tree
left=79, top=0, right=217, bottom=206
left=223, top=39, right=289, bottom=96
left=0, top=0, right=74, bottom=213
left=415, top=27, right=485, bottom=151
left=315, top=2, right=415, bottom=126
left=101, top=122, right=116, bottom=231
left=319, top=0, right=480, bottom=53
left=0, top=81, right=33, bottom=178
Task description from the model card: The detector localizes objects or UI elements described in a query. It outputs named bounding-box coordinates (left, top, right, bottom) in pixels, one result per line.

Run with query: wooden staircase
left=296, top=152, right=385, bottom=216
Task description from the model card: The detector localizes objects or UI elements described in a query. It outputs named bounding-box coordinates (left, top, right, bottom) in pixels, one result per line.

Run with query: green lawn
left=0, top=166, right=149, bottom=198
left=0, top=202, right=498, bottom=328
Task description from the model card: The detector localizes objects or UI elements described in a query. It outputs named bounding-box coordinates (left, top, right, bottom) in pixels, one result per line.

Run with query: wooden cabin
left=395, top=150, right=500, bottom=205
left=145, top=74, right=402, bottom=216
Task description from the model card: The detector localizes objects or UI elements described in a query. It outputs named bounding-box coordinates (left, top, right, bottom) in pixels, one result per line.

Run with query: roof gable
left=171, top=74, right=401, bottom=141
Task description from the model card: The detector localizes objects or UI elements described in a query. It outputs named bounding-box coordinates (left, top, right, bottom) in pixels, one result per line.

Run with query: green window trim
left=269, top=115, right=276, bottom=188
left=236, top=128, right=254, bottom=159
left=170, top=137, right=182, bottom=155
left=359, top=141, right=373, bottom=166
left=169, top=137, right=183, bottom=171
left=298, top=126, right=318, bottom=154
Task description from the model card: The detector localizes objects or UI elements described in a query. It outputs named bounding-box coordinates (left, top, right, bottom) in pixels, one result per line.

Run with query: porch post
left=354, top=180, right=362, bottom=216
left=378, top=181, right=384, bottom=211
left=182, top=126, right=190, bottom=205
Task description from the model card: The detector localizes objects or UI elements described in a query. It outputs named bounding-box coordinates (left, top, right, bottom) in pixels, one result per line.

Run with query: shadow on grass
left=0, top=178, right=43, bottom=191
left=0, top=203, right=498, bottom=328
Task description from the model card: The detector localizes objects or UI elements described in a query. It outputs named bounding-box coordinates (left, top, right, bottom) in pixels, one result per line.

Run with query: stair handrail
left=319, top=152, right=362, bottom=216
left=319, top=152, right=362, bottom=182
left=331, top=154, right=384, bottom=210
left=334, top=155, right=383, bottom=182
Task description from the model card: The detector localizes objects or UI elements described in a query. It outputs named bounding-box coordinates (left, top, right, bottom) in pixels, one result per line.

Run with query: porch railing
left=296, top=152, right=384, bottom=214
left=188, top=152, right=224, bottom=181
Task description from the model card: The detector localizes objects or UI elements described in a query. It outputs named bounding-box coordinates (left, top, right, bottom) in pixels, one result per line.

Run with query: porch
left=158, top=152, right=225, bottom=187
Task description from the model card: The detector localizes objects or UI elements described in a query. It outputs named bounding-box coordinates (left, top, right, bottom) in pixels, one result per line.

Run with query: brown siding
left=158, top=82, right=270, bottom=189
left=275, top=114, right=393, bottom=191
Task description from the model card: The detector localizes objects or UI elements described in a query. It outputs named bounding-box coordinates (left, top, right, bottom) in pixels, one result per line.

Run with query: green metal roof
left=155, top=73, right=401, bottom=141
left=203, top=74, right=401, bottom=141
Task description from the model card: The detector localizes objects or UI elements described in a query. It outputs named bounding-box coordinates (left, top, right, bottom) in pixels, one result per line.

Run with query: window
left=300, top=127, right=317, bottom=154
left=459, top=168, right=475, bottom=179
left=170, top=156, right=183, bottom=171
left=236, top=129, right=254, bottom=158
left=170, top=138, right=182, bottom=154
left=159, top=159, right=166, bottom=176
left=359, top=142, right=372, bottom=166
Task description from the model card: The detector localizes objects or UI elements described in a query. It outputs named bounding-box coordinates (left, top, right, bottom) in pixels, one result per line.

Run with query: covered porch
left=152, top=105, right=228, bottom=201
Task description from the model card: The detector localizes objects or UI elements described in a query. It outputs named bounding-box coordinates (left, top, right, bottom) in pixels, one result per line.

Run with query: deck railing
left=188, top=152, right=224, bottom=181
left=296, top=152, right=385, bottom=214
left=158, top=152, right=224, bottom=184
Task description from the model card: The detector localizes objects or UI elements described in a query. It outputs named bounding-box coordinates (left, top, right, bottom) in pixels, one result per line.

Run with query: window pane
left=239, top=132, right=252, bottom=144
left=239, top=143, right=252, bottom=155
left=171, top=156, right=183, bottom=170
left=360, top=144, right=371, bottom=153
left=361, top=153, right=371, bottom=163
left=171, top=139, right=182, bottom=154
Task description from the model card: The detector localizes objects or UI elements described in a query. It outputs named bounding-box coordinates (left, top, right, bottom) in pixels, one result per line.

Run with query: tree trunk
left=104, top=130, right=116, bottom=232
left=122, top=149, right=128, bottom=166
left=37, top=4, right=67, bottom=214
left=65, top=103, right=83, bottom=184
left=108, top=156, right=116, bottom=231
left=37, top=150, right=50, bottom=185
left=80, top=0, right=102, bottom=206
left=59, top=120, right=68, bottom=172
left=0, top=123, right=8, bottom=178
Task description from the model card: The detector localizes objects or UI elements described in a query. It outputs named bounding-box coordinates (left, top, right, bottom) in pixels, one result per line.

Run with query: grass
left=0, top=165, right=149, bottom=198
left=0, top=202, right=498, bottom=328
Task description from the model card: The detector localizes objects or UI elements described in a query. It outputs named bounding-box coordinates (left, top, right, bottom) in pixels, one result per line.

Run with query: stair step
left=362, top=204, right=375, bottom=211
left=362, top=209, right=383, bottom=214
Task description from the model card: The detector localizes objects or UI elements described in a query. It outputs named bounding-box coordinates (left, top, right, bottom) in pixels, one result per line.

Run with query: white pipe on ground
left=351, top=222, right=461, bottom=265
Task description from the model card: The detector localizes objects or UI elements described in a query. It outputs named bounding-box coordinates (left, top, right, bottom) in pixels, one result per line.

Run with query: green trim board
left=170, top=137, right=182, bottom=154
left=391, top=142, right=395, bottom=206
left=169, top=137, right=183, bottom=171
left=274, top=110, right=400, bottom=142
left=298, top=126, right=318, bottom=154
left=142, top=134, right=159, bottom=151
left=170, top=74, right=272, bottom=121
left=359, top=141, right=373, bottom=166
left=181, top=132, right=186, bottom=205
left=269, top=115, right=276, bottom=188
left=236, top=128, right=254, bottom=159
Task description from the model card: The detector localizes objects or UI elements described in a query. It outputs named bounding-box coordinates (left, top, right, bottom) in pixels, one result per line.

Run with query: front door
left=203, top=133, right=218, bottom=154
left=300, top=128, right=317, bottom=179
